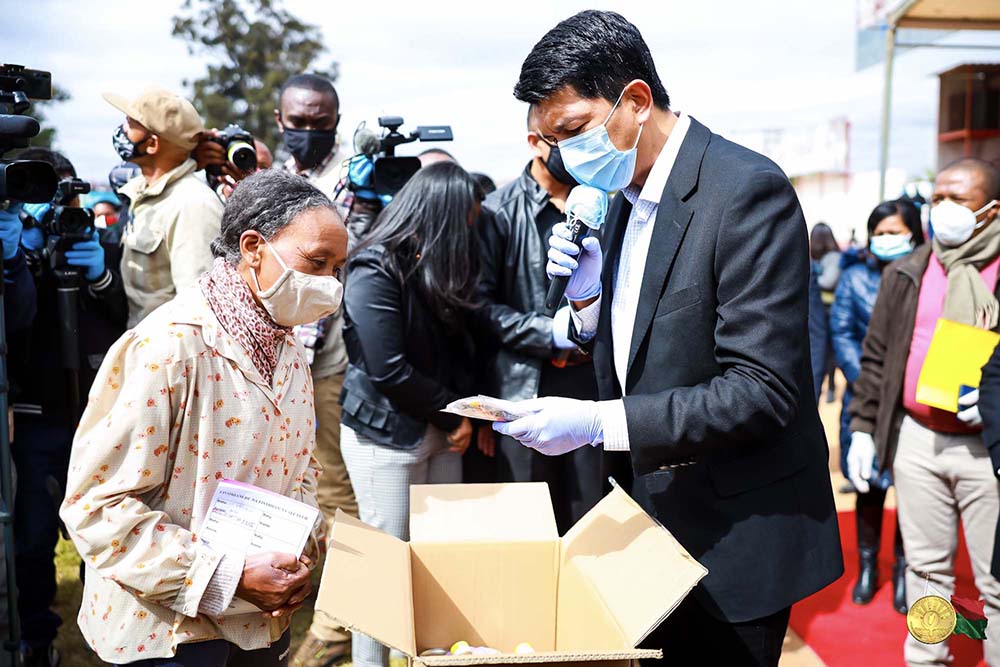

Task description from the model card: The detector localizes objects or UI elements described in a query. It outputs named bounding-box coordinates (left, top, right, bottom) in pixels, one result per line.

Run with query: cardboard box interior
left=316, top=482, right=707, bottom=664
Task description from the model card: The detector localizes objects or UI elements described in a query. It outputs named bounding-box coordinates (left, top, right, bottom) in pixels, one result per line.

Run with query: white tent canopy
left=877, top=0, right=1000, bottom=198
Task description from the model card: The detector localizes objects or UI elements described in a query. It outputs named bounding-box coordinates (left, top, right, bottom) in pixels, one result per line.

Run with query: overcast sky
left=6, top=0, right=1000, bottom=195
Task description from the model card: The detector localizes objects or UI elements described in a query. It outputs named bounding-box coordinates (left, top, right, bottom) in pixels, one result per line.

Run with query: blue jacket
left=808, top=272, right=827, bottom=400
left=830, top=257, right=882, bottom=385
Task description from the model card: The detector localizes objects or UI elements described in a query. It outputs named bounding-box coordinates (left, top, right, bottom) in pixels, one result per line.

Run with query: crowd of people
left=807, top=158, right=1000, bottom=666
left=3, top=8, right=1000, bottom=667
left=0, top=39, right=620, bottom=667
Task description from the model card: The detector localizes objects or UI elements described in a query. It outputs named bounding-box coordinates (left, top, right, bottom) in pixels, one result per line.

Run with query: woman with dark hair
left=811, top=222, right=843, bottom=402
left=811, top=222, right=842, bottom=285
left=830, top=198, right=924, bottom=613
left=339, top=161, right=483, bottom=667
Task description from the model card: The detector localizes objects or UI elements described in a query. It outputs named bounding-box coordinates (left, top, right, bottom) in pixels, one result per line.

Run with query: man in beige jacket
left=104, top=86, right=223, bottom=327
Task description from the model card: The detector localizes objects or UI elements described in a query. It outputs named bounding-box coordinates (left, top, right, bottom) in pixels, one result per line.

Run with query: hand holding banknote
left=442, top=395, right=534, bottom=422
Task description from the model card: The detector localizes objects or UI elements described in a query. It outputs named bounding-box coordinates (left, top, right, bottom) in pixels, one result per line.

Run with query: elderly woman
left=59, top=169, right=348, bottom=666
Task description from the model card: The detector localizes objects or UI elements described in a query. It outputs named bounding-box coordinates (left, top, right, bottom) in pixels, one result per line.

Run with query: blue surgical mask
left=869, top=232, right=913, bottom=262
left=558, top=88, right=643, bottom=193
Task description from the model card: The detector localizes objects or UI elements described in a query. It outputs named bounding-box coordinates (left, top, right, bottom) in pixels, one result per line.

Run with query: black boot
left=854, top=548, right=879, bottom=604
left=853, top=490, right=886, bottom=605
left=892, top=524, right=907, bottom=614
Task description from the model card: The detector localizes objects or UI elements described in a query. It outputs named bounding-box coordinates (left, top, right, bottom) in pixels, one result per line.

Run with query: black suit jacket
left=585, top=117, right=842, bottom=623
left=975, top=342, right=1000, bottom=578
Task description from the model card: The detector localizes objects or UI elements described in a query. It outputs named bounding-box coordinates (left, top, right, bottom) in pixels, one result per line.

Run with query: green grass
left=53, top=538, right=321, bottom=666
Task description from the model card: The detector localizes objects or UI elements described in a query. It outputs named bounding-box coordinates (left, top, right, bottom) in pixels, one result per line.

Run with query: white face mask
left=251, top=239, right=343, bottom=327
left=931, top=199, right=997, bottom=247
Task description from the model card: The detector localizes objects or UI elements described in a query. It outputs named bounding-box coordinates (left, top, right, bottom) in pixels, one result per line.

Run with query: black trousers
left=640, top=596, right=791, bottom=667
left=12, top=414, right=73, bottom=651
left=121, top=632, right=290, bottom=666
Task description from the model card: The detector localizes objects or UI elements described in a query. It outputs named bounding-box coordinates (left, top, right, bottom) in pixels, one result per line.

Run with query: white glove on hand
left=551, top=306, right=576, bottom=351
left=957, top=389, right=983, bottom=427
left=847, top=432, right=877, bottom=494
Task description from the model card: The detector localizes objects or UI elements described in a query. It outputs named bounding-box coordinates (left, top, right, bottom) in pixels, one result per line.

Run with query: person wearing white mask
left=830, top=199, right=924, bottom=614
left=849, top=158, right=1000, bottom=666
left=494, top=11, right=842, bottom=666
left=59, top=169, right=348, bottom=666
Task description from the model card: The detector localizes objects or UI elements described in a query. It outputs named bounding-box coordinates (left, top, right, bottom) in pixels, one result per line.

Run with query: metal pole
left=879, top=24, right=897, bottom=202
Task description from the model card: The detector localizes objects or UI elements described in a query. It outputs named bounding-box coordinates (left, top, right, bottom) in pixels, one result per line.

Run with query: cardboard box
left=316, top=482, right=707, bottom=667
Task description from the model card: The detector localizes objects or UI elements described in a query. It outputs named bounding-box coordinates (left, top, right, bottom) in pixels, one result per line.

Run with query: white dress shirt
left=572, top=112, right=691, bottom=451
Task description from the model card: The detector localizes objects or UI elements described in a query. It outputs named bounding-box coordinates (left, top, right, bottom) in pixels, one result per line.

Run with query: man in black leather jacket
left=478, top=108, right=606, bottom=532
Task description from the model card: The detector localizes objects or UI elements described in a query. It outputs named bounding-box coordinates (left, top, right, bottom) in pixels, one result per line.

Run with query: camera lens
left=227, top=142, right=257, bottom=172
left=0, top=160, right=59, bottom=203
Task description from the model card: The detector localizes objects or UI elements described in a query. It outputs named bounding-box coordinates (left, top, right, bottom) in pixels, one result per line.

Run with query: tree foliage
left=172, top=0, right=338, bottom=153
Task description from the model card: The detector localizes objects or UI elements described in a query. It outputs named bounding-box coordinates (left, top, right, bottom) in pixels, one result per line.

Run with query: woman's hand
left=262, top=555, right=313, bottom=619
left=236, top=551, right=310, bottom=612
left=447, top=417, right=473, bottom=454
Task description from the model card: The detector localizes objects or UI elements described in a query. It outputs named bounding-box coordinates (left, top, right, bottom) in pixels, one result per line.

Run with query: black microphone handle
left=544, top=218, right=590, bottom=316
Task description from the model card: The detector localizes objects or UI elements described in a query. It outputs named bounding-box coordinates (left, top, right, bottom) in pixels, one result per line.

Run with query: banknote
left=442, top=395, right=533, bottom=422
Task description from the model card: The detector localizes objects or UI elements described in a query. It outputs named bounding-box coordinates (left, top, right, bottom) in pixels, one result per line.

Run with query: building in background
left=732, top=117, right=911, bottom=244
left=938, top=63, right=1000, bottom=168
left=728, top=0, right=1000, bottom=246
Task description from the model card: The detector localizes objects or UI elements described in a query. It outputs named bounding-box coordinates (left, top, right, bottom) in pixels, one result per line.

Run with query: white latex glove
left=957, top=389, right=982, bottom=427
left=547, top=222, right=603, bottom=301
left=492, top=397, right=602, bottom=456
left=847, top=432, right=877, bottom=494
left=551, top=306, right=576, bottom=350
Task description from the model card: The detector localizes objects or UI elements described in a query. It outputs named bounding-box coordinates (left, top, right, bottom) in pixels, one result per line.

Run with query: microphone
left=544, top=185, right=608, bottom=316
left=353, top=126, right=381, bottom=158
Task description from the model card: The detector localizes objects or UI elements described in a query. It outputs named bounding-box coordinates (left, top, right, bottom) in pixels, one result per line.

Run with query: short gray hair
left=211, top=168, right=338, bottom=265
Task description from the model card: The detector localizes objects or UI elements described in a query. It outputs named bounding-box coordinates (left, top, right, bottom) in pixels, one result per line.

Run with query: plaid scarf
left=199, top=258, right=290, bottom=385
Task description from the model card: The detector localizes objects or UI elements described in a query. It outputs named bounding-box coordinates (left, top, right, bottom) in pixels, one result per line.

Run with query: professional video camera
left=0, top=63, right=58, bottom=666
left=0, top=64, right=57, bottom=203
left=205, top=123, right=257, bottom=176
left=352, top=116, right=453, bottom=196
left=21, top=177, right=96, bottom=275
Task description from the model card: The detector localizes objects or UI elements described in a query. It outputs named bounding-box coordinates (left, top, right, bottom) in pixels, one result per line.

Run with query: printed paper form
left=199, top=479, right=320, bottom=615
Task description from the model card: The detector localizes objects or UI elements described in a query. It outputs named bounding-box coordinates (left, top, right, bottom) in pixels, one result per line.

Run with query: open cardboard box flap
left=414, top=650, right=663, bottom=666
left=559, top=486, right=708, bottom=647
left=317, top=483, right=705, bottom=664
left=319, top=510, right=417, bottom=656
left=410, top=483, right=557, bottom=542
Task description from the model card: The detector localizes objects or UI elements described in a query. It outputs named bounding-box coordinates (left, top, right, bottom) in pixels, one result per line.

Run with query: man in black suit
left=494, top=11, right=843, bottom=666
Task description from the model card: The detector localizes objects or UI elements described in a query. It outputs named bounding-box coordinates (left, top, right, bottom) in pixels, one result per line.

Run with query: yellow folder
left=916, top=319, right=1000, bottom=412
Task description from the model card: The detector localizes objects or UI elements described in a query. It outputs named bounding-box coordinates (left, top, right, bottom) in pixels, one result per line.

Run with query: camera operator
left=195, top=136, right=273, bottom=201
left=0, top=202, right=37, bottom=335
left=103, top=86, right=223, bottom=327
left=10, top=148, right=127, bottom=667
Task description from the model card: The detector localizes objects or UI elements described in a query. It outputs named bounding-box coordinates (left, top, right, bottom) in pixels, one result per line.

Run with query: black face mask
left=112, top=125, right=149, bottom=162
left=282, top=125, right=338, bottom=169
left=543, top=142, right=578, bottom=187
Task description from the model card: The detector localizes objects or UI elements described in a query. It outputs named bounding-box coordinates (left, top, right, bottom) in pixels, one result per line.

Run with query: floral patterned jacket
left=60, top=287, right=323, bottom=663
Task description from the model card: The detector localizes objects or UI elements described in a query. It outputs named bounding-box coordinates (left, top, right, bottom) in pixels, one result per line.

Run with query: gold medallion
left=907, top=595, right=957, bottom=644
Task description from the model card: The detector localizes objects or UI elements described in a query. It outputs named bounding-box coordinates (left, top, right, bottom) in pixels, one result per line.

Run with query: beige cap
left=103, top=86, right=205, bottom=150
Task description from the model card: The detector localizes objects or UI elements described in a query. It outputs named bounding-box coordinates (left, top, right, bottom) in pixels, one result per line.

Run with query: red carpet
left=789, top=509, right=986, bottom=667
